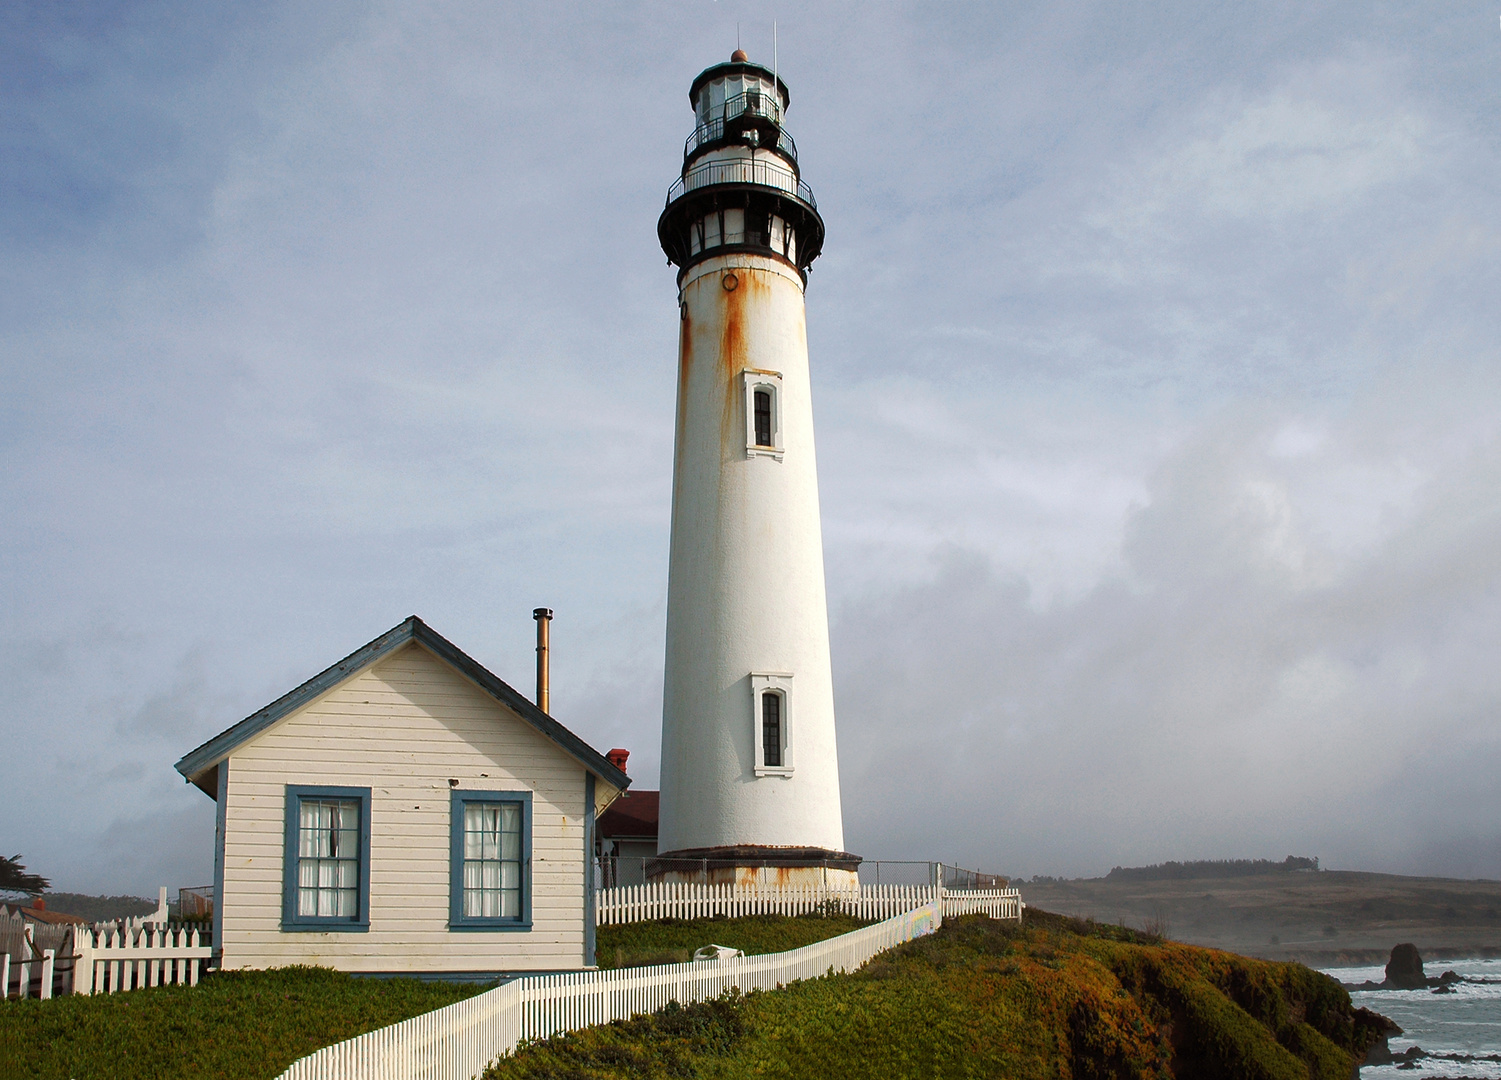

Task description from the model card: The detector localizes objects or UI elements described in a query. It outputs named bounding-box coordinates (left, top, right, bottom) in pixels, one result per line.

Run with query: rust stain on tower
left=718, top=273, right=749, bottom=448
left=720, top=277, right=746, bottom=375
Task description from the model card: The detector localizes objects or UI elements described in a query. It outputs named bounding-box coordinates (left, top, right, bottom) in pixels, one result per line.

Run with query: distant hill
left=1020, top=868, right=1501, bottom=965
left=32, top=893, right=158, bottom=922
left=1105, top=856, right=1319, bottom=882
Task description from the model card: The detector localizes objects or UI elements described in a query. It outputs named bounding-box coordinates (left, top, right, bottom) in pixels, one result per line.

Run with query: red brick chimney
left=606, top=748, right=629, bottom=774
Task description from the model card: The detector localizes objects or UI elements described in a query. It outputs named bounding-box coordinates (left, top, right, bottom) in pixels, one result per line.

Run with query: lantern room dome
left=659, top=55, right=824, bottom=282
left=688, top=58, right=790, bottom=114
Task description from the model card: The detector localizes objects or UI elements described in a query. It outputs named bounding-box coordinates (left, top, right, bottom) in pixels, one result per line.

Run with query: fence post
left=74, top=925, right=95, bottom=995
left=40, top=949, right=55, bottom=1000
left=933, top=863, right=944, bottom=929
left=19, top=925, right=34, bottom=999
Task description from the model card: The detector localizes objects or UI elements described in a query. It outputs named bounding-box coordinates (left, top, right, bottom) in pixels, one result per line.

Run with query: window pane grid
left=753, top=389, right=773, bottom=447
left=762, top=691, right=782, bottom=767
left=297, top=798, right=360, bottom=918
left=462, top=802, right=523, bottom=920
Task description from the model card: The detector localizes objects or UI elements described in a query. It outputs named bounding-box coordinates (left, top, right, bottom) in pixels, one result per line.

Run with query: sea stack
left=1385, top=943, right=1427, bottom=989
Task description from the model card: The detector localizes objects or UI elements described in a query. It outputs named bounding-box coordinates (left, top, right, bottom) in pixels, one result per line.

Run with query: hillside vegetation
left=0, top=967, right=487, bottom=1080
left=483, top=910, right=1390, bottom=1080
left=27, top=893, right=160, bottom=923
left=596, top=912, right=870, bottom=968
left=1105, top=857, right=1319, bottom=882
left=0, top=915, right=864, bottom=1079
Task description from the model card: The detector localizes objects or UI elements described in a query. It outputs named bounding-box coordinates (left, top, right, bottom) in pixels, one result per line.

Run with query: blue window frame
left=282, top=785, right=371, bottom=932
left=450, top=789, right=532, bottom=931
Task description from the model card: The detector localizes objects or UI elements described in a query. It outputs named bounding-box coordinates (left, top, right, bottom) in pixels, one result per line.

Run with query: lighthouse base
left=647, top=846, right=861, bottom=889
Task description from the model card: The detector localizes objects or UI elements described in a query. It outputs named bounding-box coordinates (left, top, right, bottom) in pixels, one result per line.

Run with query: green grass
left=0, top=912, right=1395, bottom=1079
left=595, top=911, right=871, bottom=968
left=483, top=911, right=1393, bottom=1080
left=0, top=916, right=862, bottom=1079
left=0, top=966, right=489, bottom=1080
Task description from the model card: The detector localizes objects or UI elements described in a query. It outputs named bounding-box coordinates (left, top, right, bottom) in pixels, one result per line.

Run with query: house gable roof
left=174, top=616, right=631, bottom=797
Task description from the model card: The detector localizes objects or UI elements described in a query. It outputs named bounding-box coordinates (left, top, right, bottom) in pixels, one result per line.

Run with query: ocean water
left=1320, top=958, right=1501, bottom=1079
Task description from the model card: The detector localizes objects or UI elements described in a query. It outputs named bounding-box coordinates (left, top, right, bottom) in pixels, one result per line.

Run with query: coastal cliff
left=486, top=909, right=1394, bottom=1079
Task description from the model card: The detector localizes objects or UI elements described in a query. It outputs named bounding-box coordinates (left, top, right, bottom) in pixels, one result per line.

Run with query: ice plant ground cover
left=0, top=910, right=1391, bottom=1079
left=483, top=911, right=1392, bottom=1080
left=595, top=911, right=872, bottom=969
left=0, top=967, right=488, bottom=1080
left=0, top=914, right=864, bottom=1079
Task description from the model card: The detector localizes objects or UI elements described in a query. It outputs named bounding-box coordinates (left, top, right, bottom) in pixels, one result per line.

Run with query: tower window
left=742, top=371, right=784, bottom=459
left=754, top=390, right=773, bottom=447
left=750, top=672, right=793, bottom=775
left=761, top=691, right=782, bottom=767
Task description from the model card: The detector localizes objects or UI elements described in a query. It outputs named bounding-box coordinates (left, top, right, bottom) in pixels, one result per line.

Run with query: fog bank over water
left=3, top=2, right=1499, bottom=893
left=835, top=382, right=1501, bottom=879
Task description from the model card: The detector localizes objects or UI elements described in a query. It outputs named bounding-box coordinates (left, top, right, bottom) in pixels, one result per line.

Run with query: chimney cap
left=730, top=48, right=748, bottom=62
left=533, top=608, right=553, bottom=620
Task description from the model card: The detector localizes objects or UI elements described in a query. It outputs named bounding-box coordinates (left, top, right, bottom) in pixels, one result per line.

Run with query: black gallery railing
left=666, top=157, right=817, bottom=210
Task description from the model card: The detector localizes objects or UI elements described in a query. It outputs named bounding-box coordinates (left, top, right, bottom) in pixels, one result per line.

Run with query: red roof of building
left=5, top=901, right=86, bottom=926
left=599, top=790, right=658, bottom=840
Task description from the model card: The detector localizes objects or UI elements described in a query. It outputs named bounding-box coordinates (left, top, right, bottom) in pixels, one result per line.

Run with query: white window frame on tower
left=742, top=370, right=784, bottom=460
left=750, top=672, right=794, bottom=776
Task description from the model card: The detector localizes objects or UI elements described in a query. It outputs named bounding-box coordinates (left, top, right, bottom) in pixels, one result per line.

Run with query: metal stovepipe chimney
left=533, top=608, right=552, bottom=713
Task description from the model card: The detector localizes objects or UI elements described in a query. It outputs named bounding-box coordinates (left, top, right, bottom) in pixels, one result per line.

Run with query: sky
left=3, top=1, right=1500, bottom=896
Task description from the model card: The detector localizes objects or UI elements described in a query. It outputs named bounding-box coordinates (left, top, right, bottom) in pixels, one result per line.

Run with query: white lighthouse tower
left=656, top=51, right=856, bottom=885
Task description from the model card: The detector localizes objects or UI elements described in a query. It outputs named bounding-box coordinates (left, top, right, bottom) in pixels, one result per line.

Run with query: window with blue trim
left=450, top=790, right=532, bottom=930
left=282, top=785, right=371, bottom=931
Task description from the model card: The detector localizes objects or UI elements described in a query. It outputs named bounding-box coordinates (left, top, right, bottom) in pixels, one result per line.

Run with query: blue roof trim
left=174, top=616, right=631, bottom=796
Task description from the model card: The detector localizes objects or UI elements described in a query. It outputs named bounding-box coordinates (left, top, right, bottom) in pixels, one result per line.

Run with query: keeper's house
left=174, top=617, right=629, bottom=978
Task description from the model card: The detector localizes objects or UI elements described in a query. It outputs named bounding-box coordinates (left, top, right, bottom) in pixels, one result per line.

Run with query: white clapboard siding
left=221, top=642, right=619, bottom=974
left=71, top=922, right=213, bottom=995
left=277, top=899, right=945, bottom=1080
left=595, top=881, right=1024, bottom=925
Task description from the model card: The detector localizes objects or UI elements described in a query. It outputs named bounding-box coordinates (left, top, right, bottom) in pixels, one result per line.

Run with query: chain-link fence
left=594, top=855, right=1009, bottom=890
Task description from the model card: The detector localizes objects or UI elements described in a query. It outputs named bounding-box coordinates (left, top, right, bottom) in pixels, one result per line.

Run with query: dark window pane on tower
left=754, top=389, right=773, bottom=446
left=762, top=691, right=781, bottom=767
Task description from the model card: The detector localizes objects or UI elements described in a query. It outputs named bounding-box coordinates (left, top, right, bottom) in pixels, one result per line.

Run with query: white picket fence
left=278, top=899, right=944, bottom=1080
left=73, top=921, right=213, bottom=995
left=942, top=888, right=1024, bottom=920
left=596, top=880, right=1022, bottom=925
left=595, top=880, right=962, bottom=924
left=1, top=914, right=211, bottom=999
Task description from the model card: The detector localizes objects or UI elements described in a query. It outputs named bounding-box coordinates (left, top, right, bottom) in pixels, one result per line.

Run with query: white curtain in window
left=463, top=802, right=522, bottom=919
left=298, top=798, right=359, bottom=917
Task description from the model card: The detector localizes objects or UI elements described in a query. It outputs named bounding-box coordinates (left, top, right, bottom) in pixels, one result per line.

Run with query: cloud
left=1137, top=56, right=1428, bottom=224
left=834, top=385, right=1501, bottom=877
left=119, top=649, right=226, bottom=740
left=3, top=2, right=1500, bottom=892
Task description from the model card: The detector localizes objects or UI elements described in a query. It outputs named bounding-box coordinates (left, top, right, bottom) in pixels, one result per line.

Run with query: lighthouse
left=655, top=51, right=857, bottom=886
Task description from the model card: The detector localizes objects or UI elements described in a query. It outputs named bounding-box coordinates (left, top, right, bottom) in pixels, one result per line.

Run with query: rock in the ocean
left=1385, top=943, right=1428, bottom=989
